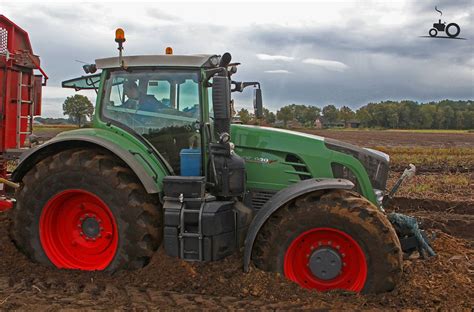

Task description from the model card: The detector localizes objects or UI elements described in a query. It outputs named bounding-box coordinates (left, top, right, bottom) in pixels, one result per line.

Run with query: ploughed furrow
left=388, top=197, right=474, bottom=240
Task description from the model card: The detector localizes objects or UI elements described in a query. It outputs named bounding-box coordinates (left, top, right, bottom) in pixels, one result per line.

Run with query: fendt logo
left=421, top=6, right=466, bottom=40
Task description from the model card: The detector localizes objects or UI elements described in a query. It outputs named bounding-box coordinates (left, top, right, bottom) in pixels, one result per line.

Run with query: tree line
left=237, top=100, right=473, bottom=129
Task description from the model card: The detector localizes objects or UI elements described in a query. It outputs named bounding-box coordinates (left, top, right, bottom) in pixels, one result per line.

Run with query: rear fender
left=243, top=178, right=354, bottom=272
left=12, top=135, right=165, bottom=194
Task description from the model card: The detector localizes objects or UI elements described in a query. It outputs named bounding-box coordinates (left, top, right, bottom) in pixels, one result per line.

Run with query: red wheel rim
left=39, top=190, right=118, bottom=270
left=284, top=228, right=367, bottom=292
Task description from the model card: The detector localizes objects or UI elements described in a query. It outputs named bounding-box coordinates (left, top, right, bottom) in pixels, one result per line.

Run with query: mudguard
left=243, top=178, right=354, bottom=272
left=11, top=135, right=160, bottom=194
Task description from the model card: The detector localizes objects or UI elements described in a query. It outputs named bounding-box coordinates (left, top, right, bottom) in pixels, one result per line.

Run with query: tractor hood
left=231, top=125, right=326, bottom=153
left=230, top=125, right=389, bottom=198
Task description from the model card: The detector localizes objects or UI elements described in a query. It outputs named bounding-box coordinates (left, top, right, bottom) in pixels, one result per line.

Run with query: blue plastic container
left=180, top=148, right=202, bottom=176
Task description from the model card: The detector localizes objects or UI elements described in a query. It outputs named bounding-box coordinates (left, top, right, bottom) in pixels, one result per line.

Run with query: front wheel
left=253, top=190, right=403, bottom=293
left=429, top=28, right=438, bottom=37
left=10, top=148, right=163, bottom=272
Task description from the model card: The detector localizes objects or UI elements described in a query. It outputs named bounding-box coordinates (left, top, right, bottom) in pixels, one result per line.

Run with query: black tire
left=10, top=148, right=163, bottom=272
left=445, top=23, right=460, bottom=38
left=253, top=190, right=402, bottom=293
left=429, top=28, right=438, bottom=37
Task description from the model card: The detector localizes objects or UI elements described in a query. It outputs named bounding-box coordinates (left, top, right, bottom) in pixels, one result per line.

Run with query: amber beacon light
left=115, top=28, right=126, bottom=43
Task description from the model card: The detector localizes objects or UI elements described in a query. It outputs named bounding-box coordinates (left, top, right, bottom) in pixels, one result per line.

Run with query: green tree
left=419, top=104, right=436, bottom=129
left=263, top=108, right=276, bottom=124
left=305, top=106, right=321, bottom=126
left=322, top=105, right=339, bottom=122
left=276, top=106, right=294, bottom=127
left=62, top=95, right=94, bottom=126
left=338, top=106, right=355, bottom=124
left=238, top=108, right=251, bottom=124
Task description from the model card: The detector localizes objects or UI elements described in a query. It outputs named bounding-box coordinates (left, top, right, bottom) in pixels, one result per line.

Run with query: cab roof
left=95, top=54, right=217, bottom=69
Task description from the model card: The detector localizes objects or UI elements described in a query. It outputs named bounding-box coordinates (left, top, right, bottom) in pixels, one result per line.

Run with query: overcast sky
left=2, top=0, right=473, bottom=117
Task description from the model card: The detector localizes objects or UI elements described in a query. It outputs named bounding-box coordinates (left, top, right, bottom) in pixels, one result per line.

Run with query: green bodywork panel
left=59, top=67, right=377, bottom=205
left=230, top=125, right=377, bottom=204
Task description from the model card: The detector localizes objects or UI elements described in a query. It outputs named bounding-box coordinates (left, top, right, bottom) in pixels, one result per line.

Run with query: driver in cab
left=123, top=80, right=167, bottom=112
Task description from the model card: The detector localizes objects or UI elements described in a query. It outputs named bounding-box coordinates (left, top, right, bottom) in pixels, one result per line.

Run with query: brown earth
left=299, top=129, right=474, bottom=148
left=0, top=209, right=473, bottom=310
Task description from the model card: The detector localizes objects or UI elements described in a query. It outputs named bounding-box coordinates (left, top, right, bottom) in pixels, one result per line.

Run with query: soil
left=299, top=129, right=474, bottom=148
left=0, top=195, right=473, bottom=310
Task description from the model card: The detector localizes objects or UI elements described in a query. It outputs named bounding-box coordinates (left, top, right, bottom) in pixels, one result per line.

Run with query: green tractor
left=10, top=29, right=432, bottom=293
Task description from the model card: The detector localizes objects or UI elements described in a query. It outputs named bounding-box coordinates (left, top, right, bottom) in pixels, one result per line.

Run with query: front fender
left=243, top=178, right=354, bottom=272
left=12, top=130, right=168, bottom=194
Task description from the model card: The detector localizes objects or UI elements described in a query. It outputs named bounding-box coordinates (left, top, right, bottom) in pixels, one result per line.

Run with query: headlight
left=374, top=189, right=385, bottom=208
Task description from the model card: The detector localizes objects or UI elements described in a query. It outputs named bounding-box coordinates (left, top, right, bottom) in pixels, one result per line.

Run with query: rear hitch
left=0, top=177, right=19, bottom=212
left=383, top=164, right=436, bottom=258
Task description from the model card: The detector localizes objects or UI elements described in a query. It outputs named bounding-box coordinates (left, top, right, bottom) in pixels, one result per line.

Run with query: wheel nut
left=80, top=231, right=84, bottom=236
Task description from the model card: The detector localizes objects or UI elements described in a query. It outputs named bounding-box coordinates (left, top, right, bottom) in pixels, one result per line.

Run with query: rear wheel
left=445, top=23, right=460, bottom=38
left=10, top=148, right=162, bottom=272
left=253, top=190, right=402, bottom=293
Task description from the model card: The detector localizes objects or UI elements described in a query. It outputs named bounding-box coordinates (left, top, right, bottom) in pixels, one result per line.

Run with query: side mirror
left=212, top=76, right=231, bottom=135
left=253, top=88, right=263, bottom=119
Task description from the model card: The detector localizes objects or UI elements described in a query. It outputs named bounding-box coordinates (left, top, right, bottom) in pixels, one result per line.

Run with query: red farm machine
left=0, top=15, right=47, bottom=210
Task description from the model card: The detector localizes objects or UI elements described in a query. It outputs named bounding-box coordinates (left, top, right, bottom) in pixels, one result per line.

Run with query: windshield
left=101, top=69, right=201, bottom=173
left=102, top=69, right=200, bottom=134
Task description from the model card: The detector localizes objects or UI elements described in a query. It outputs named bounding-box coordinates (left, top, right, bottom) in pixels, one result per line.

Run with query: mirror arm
left=203, top=67, right=228, bottom=87
left=231, top=81, right=260, bottom=92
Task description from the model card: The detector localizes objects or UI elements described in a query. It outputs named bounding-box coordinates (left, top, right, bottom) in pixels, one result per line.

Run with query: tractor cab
left=63, top=53, right=262, bottom=177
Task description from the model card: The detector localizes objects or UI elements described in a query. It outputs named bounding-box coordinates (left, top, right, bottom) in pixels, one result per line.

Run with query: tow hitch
left=383, top=164, right=436, bottom=258
left=0, top=177, right=19, bottom=212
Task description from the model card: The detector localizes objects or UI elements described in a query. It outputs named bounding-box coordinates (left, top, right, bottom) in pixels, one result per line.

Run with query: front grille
left=325, top=139, right=389, bottom=190
left=331, top=163, right=361, bottom=193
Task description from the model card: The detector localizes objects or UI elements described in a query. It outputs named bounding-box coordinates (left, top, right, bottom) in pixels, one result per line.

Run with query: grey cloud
left=2, top=2, right=472, bottom=116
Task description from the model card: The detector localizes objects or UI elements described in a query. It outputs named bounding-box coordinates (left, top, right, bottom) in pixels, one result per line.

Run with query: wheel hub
left=40, top=189, right=118, bottom=270
left=81, top=216, right=101, bottom=239
left=308, top=247, right=342, bottom=280
left=284, top=227, right=367, bottom=291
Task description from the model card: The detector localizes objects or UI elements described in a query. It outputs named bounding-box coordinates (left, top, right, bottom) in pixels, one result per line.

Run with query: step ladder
left=15, top=70, right=35, bottom=148
left=179, top=198, right=205, bottom=261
